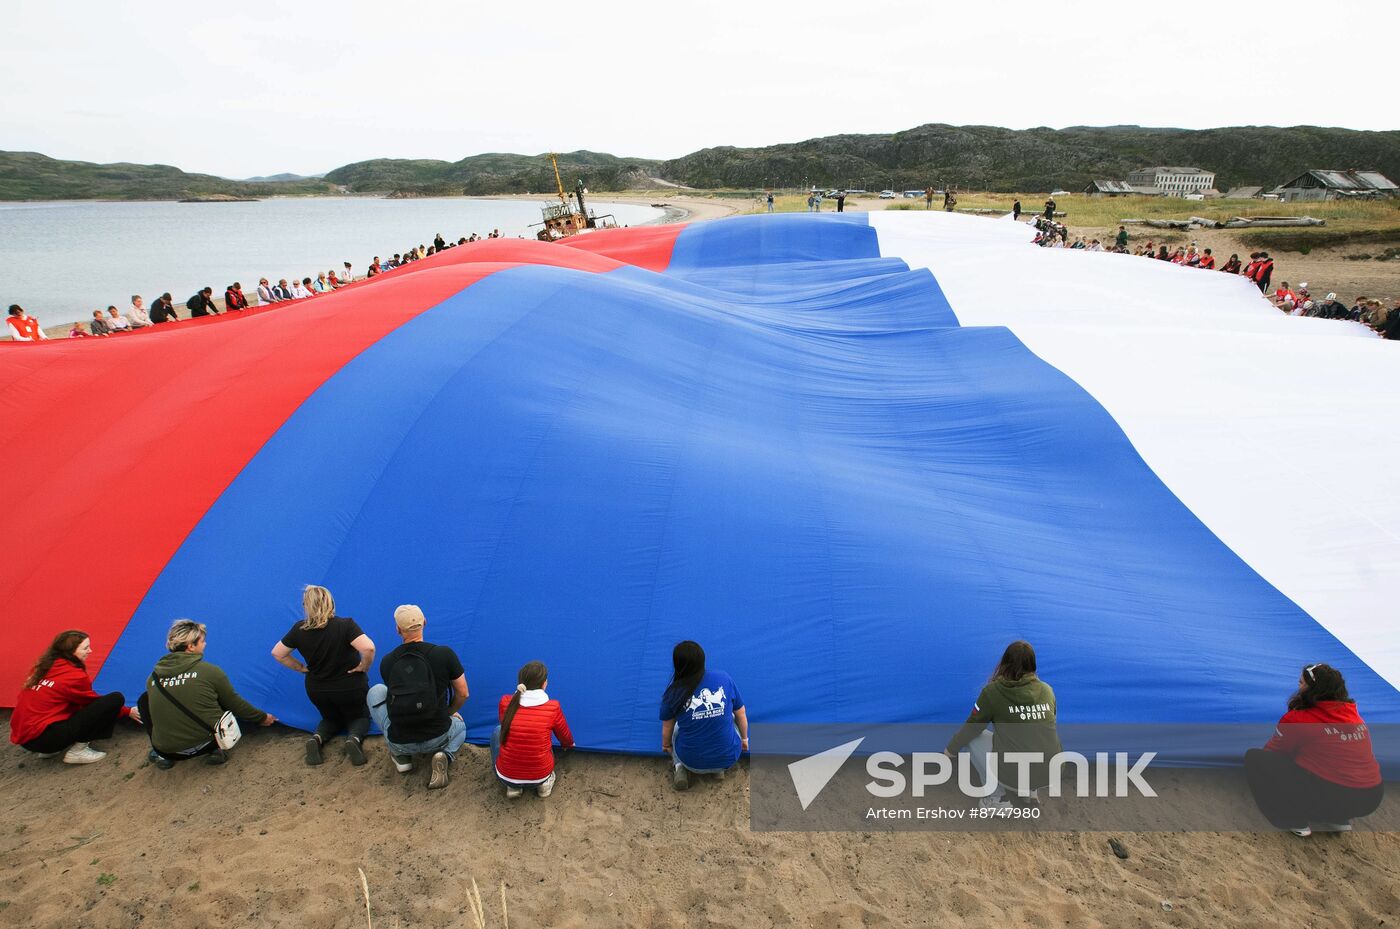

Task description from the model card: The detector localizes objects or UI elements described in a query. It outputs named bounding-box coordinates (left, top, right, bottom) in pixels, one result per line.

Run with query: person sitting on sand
left=257, top=278, right=278, bottom=304
left=342, top=261, right=354, bottom=283
left=141, top=619, right=276, bottom=768
left=660, top=640, right=748, bottom=791
left=313, top=272, right=331, bottom=293
left=88, top=310, right=114, bottom=336
left=1244, top=664, right=1383, bottom=837
left=289, top=279, right=310, bottom=300
left=68, top=321, right=91, bottom=338
left=1197, top=248, right=1216, bottom=270
left=271, top=585, right=375, bottom=767
left=9, top=630, right=139, bottom=764
left=105, top=306, right=132, bottom=331
left=128, top=295, right=153, bottom=327
left=7, top=304, right=48, bottom=341
left=272, top=279, right=292, bottom=301
left=367, top=605, right=468, bottom=790
left=491, top=661, right=574, bottom=799
left=944, top=640, right=1061, bottom=808
left=1220, top=253, right=1241, bottom=274
left=327, top=270, right=344, bottom=289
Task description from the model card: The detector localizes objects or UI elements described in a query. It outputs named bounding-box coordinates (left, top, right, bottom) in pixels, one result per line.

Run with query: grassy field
left=669, top=189, right=1400, bottom=253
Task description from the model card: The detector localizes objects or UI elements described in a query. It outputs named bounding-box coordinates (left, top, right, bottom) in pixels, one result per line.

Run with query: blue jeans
left=366, top=684, right=466, bottom=759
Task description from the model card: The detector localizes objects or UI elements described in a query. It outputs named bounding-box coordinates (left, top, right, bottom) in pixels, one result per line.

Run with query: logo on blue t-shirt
left=686, top=686, right=727, bottom=719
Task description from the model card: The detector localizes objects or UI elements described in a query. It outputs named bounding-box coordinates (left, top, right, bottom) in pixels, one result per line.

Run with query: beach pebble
left=1161, top=901, right=1174, bottom=912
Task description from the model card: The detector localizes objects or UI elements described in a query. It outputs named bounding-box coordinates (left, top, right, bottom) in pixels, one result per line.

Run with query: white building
left=1126, top=166, right=1216, bottom=197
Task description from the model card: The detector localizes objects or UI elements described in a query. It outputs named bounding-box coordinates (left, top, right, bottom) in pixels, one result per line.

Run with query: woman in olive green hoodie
left=945, top=641, right=1061, bottom=803
left=140, top=619, right=277, bottom=767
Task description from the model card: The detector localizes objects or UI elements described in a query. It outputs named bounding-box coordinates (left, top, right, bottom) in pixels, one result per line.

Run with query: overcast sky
left=2, top=0, right=1393, bottom=179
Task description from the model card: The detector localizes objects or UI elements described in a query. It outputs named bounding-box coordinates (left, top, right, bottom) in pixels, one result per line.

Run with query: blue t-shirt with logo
left=659, top=669, right=744, bottom=771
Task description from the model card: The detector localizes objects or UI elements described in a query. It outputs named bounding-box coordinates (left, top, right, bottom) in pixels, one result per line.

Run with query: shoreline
left=6, top=195, right=699, bottom=339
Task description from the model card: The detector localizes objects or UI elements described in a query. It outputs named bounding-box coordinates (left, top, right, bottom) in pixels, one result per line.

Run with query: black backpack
left=385, top=649, right=441, bottom=723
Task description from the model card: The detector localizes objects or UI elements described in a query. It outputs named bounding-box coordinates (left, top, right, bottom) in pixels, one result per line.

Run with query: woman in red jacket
left=491, top=661, right=574, bottom=799
left=9, top=630, right=138, bottom=764
left=1245, top=663, right=1384, bottom=836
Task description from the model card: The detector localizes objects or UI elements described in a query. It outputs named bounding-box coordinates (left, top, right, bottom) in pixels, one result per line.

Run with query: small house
left=1084, top=180, right=1136, bottom=197
left=1273, top=170, right=1398, bottom=202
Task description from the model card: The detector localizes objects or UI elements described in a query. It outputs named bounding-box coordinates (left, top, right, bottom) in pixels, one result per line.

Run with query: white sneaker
left=63, top=743, right=106, bottom=765
left=978, top=793, right=1013, bottom=810
left=504, top=785, right=524, bottom=799
left=537, top=773, right=556, bottom=798
left=1290, top=826, right=1312, bottom=837
left=391, top=753, right=414, bottom=774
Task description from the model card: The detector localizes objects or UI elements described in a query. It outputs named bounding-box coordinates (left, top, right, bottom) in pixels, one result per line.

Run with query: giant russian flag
left=2, top=212, right=1396, bottom=764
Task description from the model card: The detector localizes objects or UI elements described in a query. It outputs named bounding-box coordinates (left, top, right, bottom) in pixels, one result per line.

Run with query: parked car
left=902, top=190, right=924, bottom=199
left=878, top=190, right=896, bottom=199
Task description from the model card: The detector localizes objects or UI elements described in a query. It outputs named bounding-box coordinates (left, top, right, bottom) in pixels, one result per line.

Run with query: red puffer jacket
left=495, top=692, right=574, bottom=782
left=1264, top=700, right=1381, bottom=789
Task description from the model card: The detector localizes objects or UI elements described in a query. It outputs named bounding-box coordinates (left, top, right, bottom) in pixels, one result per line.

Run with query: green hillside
left=0, top=151, right=333, bottom=200
left=324, top=151, right=664, bottom=195
left=5, top=125, right=1398, bottom=200
left=657, top=124, right=1400, bottom=192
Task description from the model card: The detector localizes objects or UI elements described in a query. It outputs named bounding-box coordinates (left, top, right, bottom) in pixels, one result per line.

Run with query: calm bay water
left=0, top=197, right=664, bottom=328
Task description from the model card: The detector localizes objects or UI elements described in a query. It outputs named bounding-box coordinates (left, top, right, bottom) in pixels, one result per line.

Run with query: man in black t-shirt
left=366, top=604, right=468, bottom=789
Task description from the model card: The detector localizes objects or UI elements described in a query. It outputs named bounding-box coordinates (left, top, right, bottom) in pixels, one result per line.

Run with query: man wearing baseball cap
left=366, top=604, right=469, bottom=789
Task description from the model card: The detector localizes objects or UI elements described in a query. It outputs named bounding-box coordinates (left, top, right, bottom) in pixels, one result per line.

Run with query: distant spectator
left=343, top=261, right=354, bottom=282
left=7, top=304, right=48, bottom=341
left=257, top=278, right=277, bottom=305
left=1115, top=225, right=1128, bottom=250
left=149, top=293, right=178, bottom=324
left=1043, top=197, right=1055, bottom=220
left=835, top=191, right=846, bottom=213
left=1316, top=293, right=1348, bottom=320
left=89, top=309, right=114, bottom=336
left=106, top=306, right=132, bottom=331
left=225, top=283, right=249, bottom=312
left=1252, top=252, right=1275, bottom=292
left=1381, top=299, right=1400, bottom=340
left=766, top=191, right=775, bottom=213
left=187, top=286, right=218, bottom=317
left=1012, top=199, right=1021, bottom=220
left=128, top=295, right=153, bottom=328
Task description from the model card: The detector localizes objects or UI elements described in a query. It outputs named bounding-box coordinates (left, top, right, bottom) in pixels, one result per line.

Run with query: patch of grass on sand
left=96, top=873, right=117, bottom=887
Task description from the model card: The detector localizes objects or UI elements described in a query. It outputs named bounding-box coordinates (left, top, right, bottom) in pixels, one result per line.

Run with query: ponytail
left=500, top=661, right=548, bottom=744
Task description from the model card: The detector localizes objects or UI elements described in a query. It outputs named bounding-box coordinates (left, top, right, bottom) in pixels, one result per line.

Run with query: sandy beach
left=2, top=717, right=1397, bottom=929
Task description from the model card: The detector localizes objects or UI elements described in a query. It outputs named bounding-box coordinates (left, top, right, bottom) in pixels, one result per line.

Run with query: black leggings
left=308, top=684, right=370, bottom=742
left=21, top=692, right=126, bottom=754
left=1244, top=748, right=1384, bottom=830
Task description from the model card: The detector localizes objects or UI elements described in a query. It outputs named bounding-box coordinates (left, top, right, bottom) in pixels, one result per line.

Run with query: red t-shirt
left=9, top=658, right=130, bottom=745
left=1263, top=700, right=1380, bottom=789
left=495, top=693, right=574, bottom=782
